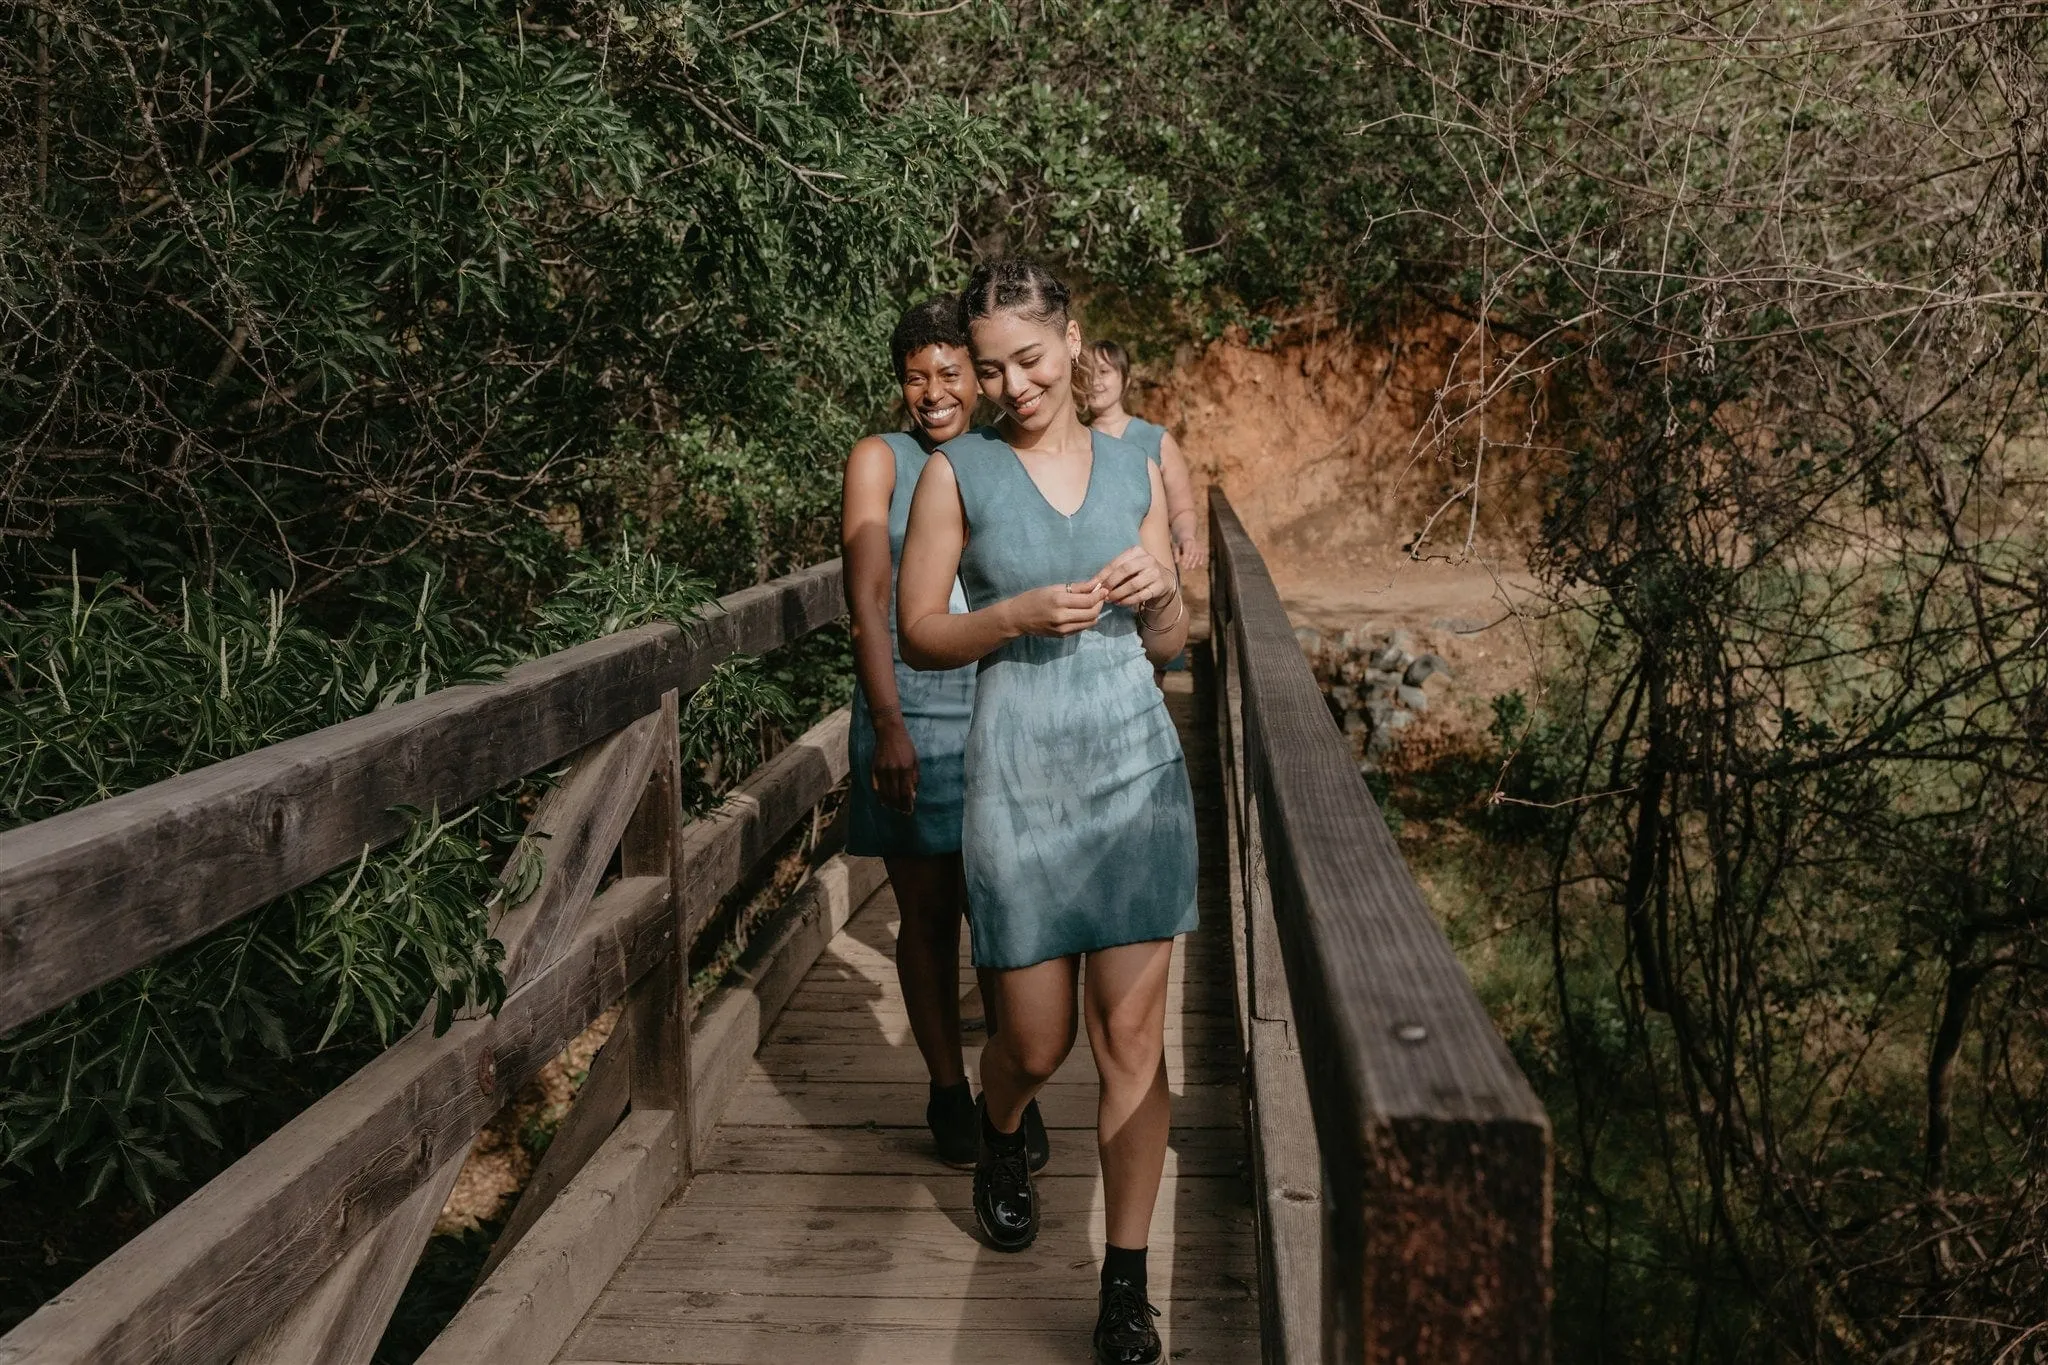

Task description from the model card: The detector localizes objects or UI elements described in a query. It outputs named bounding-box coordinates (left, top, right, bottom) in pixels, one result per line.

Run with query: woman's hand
left=1173, top=534, right=1209, bottom=572
left=1095, top=545, right=1176, bottom=610
left=1001, top=582, right=1107, bottom=638
left=871, top=710, right=920, bottom=813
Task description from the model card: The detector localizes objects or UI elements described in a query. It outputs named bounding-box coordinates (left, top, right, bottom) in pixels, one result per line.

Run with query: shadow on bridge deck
left=552, top=674, right=1260, bottom=1364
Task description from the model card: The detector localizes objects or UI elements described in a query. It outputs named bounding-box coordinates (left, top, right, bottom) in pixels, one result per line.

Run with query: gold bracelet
left=1139, top=589, right=1185, bottom=634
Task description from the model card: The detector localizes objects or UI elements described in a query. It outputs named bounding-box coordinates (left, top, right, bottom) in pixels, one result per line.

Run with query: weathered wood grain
left=688, top=853, right=886, bottom=1154
left=718, top=1078, right=1241, bottom=1130
left=420, top=1110, right=680, bottom=1365
left=495, top=710, right=665, bottom=986
left=229, top=1153, right=463, bottom=1365
left=591, top=1202, right=1254, bottom=1300
left=0, top=875, right=672, bottom=1365
left=698, top=1122, right=1245, bottom=1178
left=621, top=689, right=689, bottom=1183
left=557, top=1292, right=1259, bottom=1365
left=674, top=708, right=853, bottom=940
left=559, top=685, right=1258, bottom=1365
left=474, top=1021, right=632, bottom=1286
left=234, top=707, right=670, bottom=1365
left=1212, top=590, right=1323, bottom=1365
left=1210, top=494, right=1551, bottom=1361
left=0, top=560, right=843, bottom=1035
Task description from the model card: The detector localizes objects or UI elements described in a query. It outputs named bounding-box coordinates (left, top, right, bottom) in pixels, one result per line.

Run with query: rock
left=1383, top=707, right=1416, bottom=730
left=1403, top=653, right=1452, bottom=687
left=1294, top=626, right=1323, bottom=654
left=1387, top=628, right=1416, bottom=656
left=1338, top=656, right=1367, bottom=684
left=1342, top=710, right=1370, bottom=737
left=1369, top=643, right=1406, bottom=672
left=1325, top=683, right=1357, bottom=711
left=1396, top=684, right=1430, bottom=712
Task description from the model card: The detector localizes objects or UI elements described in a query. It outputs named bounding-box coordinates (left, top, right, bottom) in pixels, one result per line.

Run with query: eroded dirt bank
left=1134, top=316, right=1548, bottom=753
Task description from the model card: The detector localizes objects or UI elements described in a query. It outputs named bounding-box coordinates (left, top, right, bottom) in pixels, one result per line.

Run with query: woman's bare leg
left=885, top=854, right=967, bottom=1087
left=1083, top=938, right=1175, bottom=1248
left=979, top=955, right=1080, bottom=1130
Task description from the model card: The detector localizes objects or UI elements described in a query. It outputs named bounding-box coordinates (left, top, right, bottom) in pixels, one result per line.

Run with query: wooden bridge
left=0, top=496, right=1550, bottom=1364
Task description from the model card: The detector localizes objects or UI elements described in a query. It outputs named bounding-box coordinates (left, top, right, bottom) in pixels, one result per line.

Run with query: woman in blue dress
left=898, top=262, right=1197, bottom=1365
left=1087, top=339, right=1207, bottom=573
left=844, top=297, right=1050, bottom=1168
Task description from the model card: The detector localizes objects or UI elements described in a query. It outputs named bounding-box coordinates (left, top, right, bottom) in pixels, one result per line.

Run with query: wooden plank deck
left=555, top=675, right=1259, bottom=1364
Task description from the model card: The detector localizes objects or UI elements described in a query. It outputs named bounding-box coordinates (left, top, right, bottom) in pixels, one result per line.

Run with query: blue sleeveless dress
left=847, top=433, right=976, bottom=858
left=1118, top=416, right=1166, bottom=465
left=940, top=426, right=1199, bottom=969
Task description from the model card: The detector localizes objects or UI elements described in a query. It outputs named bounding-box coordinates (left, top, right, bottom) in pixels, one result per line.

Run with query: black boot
left=972, top=1099, right=1038, bottom=1251
left=1092, top=1275, right=1162, bottom=1364
left=927, top=1080, right=977, bottom=1169
left=1022, top=1097, right=1051, bottom=1172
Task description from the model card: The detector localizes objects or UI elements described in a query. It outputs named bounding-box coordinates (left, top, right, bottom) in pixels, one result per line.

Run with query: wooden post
left=620, top=688, right=689, bottom=1189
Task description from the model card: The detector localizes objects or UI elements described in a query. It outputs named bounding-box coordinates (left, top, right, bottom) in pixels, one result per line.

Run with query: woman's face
left=901, top=343, right=977, bottom=444
left=1088, top=357, right=1126, bottom=414
left=970, top=312, right=1082, bottom=433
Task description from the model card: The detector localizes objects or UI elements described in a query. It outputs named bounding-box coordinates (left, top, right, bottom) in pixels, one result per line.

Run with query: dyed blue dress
left=847, top=433, right=976, bottom=858
left=940, top=426, right=1199, bottom=969
left=1118, top=416, right=1166, bottom=465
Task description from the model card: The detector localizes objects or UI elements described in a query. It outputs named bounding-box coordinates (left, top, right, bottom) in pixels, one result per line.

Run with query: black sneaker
left=927, top=1081, right=977, bottom=1169
left=972, top=1100, right=1038, bottom=1251
left=1092, top=1277, right=1162, bottom=1364
left=1022, top=1096, right=1051, bottom=1172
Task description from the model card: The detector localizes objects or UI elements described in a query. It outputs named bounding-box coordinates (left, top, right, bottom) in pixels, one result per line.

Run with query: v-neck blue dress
left=847, top=432, right=976, bottom=858
left=936, top=426, right=1198, bottom=969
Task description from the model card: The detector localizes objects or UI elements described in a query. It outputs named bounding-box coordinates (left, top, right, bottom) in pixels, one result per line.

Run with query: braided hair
left=962, top=258, right=1094, bottom=410
left=963, top=258, right=1073, bottom=328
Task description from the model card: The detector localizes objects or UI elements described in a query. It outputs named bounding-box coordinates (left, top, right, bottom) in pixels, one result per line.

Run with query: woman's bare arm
left=1157, top=430, right=1207, bottom=570
left=841, top=437, right=917, bottom=810
left=1134, top=459, right=1191, bottom=664
left=842, top=437, right=901, bottom=715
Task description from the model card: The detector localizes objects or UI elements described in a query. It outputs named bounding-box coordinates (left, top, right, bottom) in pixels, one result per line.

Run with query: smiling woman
left=896, top=260, right=1195, bottom=1365
left=838, top=296, right=1016, bottom=1171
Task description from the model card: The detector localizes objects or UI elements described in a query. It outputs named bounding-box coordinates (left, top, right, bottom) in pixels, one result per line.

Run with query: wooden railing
left=1208, top=493, right=1553, bottom=1363
left=0, top=561, right=854, bottom=1365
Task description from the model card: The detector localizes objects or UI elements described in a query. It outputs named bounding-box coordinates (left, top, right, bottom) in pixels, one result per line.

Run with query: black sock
left=1102, top=1243, right=1148, bottom=1292
left=931, top=1079, right=971, bottom=1102
left=981, top=1102, right=1026, bottom=1149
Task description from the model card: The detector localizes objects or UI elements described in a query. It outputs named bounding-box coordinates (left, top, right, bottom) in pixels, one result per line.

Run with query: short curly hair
left=889, top=295, right=971, bottom=381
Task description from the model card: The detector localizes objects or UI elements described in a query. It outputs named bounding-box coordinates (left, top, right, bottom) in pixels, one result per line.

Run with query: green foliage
left=845, top=0, right=1446, bottom=335
left=0, top=530, right=793, bottom=1217
left=1, top=0, right=1000, bottom=606
left=527, top=534, right=716, bottom=654
left=0, top=568, right=514, bottom=1207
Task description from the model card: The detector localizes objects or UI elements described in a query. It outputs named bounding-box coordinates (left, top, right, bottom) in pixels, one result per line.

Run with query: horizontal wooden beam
left=0, top=702, right=855, bottom=1365
left=0, top=874, right=672, bottom=1365
left=1213, top=608, right=1320, bottom=1365
left=1209, top=495, right=1551, bottom=1361
left=676, top=707, right=853, bottom=941
left=0, top=559, right=844, bottom=1036
left=688, top=853, right=887, bottom=1154
left=417, top=1109, right=680, bottom=1365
